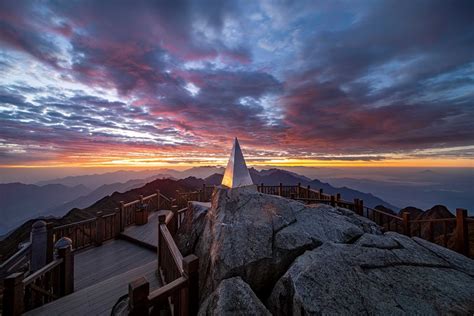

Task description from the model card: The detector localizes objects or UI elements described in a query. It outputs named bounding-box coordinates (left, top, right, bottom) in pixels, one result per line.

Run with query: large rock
left=176, top=186, right=381, bottom=300
left=198, top=277, right=271, bottom=316
left=177, top=201, right=211, bottom=255
left=268, top=232, right=474, bottom=315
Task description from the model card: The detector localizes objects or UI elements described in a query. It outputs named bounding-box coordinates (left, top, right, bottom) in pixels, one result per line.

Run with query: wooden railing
left=129, top=206, right=199, bottom=315
left=0, top=242, right=31, bottom=280
left=3, top=239, right=73, bottom=316
left=53, top=218, right=97, bottom=250
left=2, top=188, right=185, bottom=315
left=176, top=185, right=214, bottom=208
left=120, top=190, right=170, bottom=228
left=50, top=189, right=171, bottom=252
left=362, top=206, right=404, bottom=234
left=255, top=183, right=473, bottom=258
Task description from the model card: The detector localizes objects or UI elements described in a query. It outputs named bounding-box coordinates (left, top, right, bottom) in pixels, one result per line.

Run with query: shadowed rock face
left=198, top=277, right=271, bottom=316
left=177, top=187, right=474, bottom=315
left=177, top=186, right=381, bottom=300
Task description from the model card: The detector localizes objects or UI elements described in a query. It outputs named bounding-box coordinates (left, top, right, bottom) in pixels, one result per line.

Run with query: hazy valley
left=1, top=167, right=472, bottom=239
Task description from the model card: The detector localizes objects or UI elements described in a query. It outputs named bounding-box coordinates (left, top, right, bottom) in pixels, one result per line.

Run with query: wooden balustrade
left=129, top=209, right=199, bottom=315
left=53, top=218, right=97, bottom=250
left=3, top=237, right=73, bottom=316
left=0, top=243, right=31, bottom=280
left=176, top=186, right=214, bottom=209
left=2, top=189, right=192, bottom=315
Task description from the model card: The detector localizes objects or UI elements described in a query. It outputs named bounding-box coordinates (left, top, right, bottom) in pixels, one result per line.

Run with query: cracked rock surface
left=269, top=233, right=474, bottom=315
left=177, top=186, right=380, bottom=301
left=177, top=187, right=474, bottom=315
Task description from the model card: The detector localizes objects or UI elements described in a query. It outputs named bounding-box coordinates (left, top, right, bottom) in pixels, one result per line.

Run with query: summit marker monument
left=221, top=138, right=254, bottom=188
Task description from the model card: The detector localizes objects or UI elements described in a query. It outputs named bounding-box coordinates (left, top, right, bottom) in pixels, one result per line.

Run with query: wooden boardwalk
left=26, top=217, right=162, bottom=315
left=121, top=211, right=170, bottom=248
left=26, top=260, right=160, bottom=315
left=74, top=239, right=157, bottom=291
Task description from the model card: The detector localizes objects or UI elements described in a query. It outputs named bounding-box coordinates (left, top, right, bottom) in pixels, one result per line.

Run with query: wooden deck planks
left=74, top=239, right=156, bottom=291
left=121, top=211, right=163, bottom=248
left=26, top=212, right=166, bottom=315
left=26, top=260, right=160, bottom=316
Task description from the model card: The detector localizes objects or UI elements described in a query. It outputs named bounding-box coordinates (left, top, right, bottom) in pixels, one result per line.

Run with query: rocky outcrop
left=177, top=186, right=381, bottom=300
left=398, top=206, right=424, bottom=219
left=177, top=186, right=474, bottom=315
left=177, top=201, right=210, bottom=255
left=268, top=232, right=474, bottom=315
left=198, top=277, right=271, bottom=316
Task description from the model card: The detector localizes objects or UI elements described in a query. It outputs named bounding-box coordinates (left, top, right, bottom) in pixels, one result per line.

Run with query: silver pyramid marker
left=221, top=138, right=254, bottom=188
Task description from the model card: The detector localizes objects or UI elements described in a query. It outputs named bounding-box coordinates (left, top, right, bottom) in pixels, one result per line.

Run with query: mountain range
left=0, top=168, right=394, bottom=238
left=0, top=168, right=466, bottom=263
left=0, top=183, right=90, bottom=235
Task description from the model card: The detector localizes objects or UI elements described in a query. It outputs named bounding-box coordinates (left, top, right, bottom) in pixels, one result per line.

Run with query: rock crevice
left=176, top=187, right=474, bottom=315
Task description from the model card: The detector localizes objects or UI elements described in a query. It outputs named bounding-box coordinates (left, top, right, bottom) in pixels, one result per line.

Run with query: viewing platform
left=26, top=215, right=162, bottom=315
left=2, top=184, right=472, bottom=315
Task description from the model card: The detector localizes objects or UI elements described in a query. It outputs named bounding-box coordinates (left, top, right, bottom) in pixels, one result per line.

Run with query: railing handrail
left=123, top=199, right=140, bottom=208
left=0, top=242, right=31, bottom=269
left=147, top=276, right=188, bottom=304
left=160, top=223, right=184, bottom=274
left=177, top=207, right=188, bottom=214
left=23, top=258, right=63, bottom=285
left=160, top=193, right=171, bottom=203
left=363, top=206, right=403, bottom=221
left=142, top=192, right=157, bottom=201
left=53, top=218, right=97, bottom=231
left=410, top=218, right=457, bottom=224
left=101, top=212, right=116, bottom=219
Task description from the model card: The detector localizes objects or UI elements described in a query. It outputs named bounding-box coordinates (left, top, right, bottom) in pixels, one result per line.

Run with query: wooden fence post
left=170, top=205, right=178, bottom=236
left=260, top=183, right=264, bottom=193
left=95, top=211, right=104, bottom=246
left=119, top=201, right=125, bottom=232
left=183, top=255, right=199, bottom=316
left=297, top=183, right=301, bottom=198
left=336, top=193, right=341, bottom=201
left=319, top=188, right=323, bottom=199
left=55, top=237, right=74, bottom=296
left=330, top=195, right=336, bottom=207
left=306, top=185, right=310, bottom=199
left=156, top=190, right=161, bottom=210
left=359, top=200, right=364, bottom=217
left=428, top=221, right=434, bottom=242
left=402, top=212, right=411, bottom=237
left=129, top=277, right=149, bottom=316
left=3, top=272, right=24, bottom=316
left=202, top=184, right=206, bottom=201
left=114, top=208, right=120, bottom=238
left=278, top=183, right=283, bottom=196
left=455, top=208, right=469, bottom=256
left=353, top=198, right=359, bottom=214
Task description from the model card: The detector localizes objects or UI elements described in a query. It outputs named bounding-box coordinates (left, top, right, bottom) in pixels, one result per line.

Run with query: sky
left=0, top=0, right=473, bottom=171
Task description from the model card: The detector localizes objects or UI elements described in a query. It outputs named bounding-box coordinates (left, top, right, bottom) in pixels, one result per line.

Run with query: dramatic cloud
left=0, top=0, right=473, bottom=167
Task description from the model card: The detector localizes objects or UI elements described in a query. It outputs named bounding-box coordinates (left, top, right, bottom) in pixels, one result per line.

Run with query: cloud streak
left=0, top=0, right=473, bottom=167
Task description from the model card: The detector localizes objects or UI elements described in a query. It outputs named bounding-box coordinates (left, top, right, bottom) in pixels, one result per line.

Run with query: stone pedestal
left=30, top=220, right=47, bottom=272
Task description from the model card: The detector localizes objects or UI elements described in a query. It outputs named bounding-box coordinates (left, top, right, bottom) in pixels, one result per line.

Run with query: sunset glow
left=0, top=1, right=473, bottom=171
